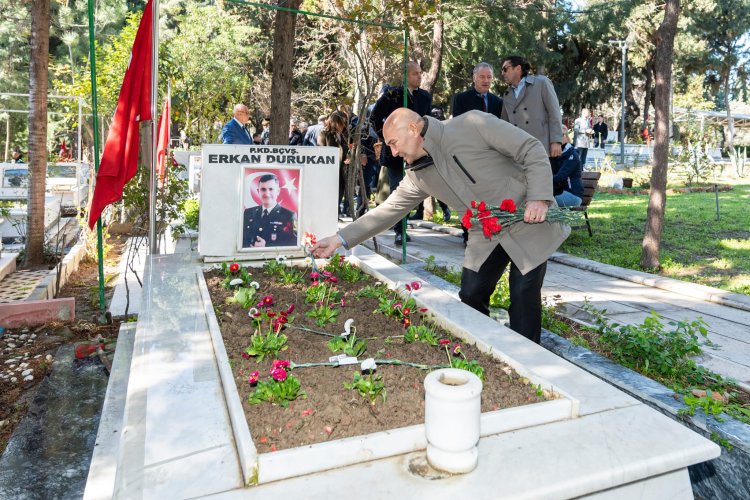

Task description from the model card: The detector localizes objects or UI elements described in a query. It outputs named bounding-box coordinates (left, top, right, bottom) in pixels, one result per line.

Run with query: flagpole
left=149, top=0, right=159, bottom=254
left=87, top=0, right=108, bottom=323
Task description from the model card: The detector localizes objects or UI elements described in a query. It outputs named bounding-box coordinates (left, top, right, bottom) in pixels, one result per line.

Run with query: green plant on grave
left=245, top=308, right=290, bottom=362
left=356, top=283, right=389, bottom=299
left=327, top=331, right=368, bottom=357
left=263, top=256, right=289, bottom=276
left=375, top=281, right=421, bottom=325
left=173, top=196, right=200, bottom=236
left=440, top=340, right=485, bottom=381
left=277, top=266, right=304, bottom=285
left=228, top=286, right=258, bottom=309
left=424, top=255, right=461, bottom=286
left=248, top=361, right=305, bottom=408
left=307, top=302, right=340, bottom=327
left=403, top=324, right=439, bottom=346
left=305, top=281, right=342, bottom=304
left=679, top=391, right=727, bottom=421
left=489, top=272, right=510, bottom=309
left=221, top=261, right=253, bottom=289
left=323, top=253, right=365, bottom=282
left=344, top=371, right=386, bottom=405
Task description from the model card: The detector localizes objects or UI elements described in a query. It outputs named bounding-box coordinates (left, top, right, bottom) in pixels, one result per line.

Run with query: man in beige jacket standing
left=312, top=108, right=570, bottom=344
left=500, top=55, right=563, bottom=160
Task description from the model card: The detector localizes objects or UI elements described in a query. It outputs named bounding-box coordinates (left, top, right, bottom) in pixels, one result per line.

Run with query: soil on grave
left=205, top=265, right=546, bottom=453
left=0, top=234, right=127, bottom=455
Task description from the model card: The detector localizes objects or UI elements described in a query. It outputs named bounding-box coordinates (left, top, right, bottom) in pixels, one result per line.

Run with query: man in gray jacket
left=312, top=108, right=570, bottom=343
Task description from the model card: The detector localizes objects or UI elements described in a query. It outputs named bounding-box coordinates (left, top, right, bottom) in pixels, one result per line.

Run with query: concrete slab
left=108, top=237, right=148, bottom=318
left=0, top=297, right=75, bottom=327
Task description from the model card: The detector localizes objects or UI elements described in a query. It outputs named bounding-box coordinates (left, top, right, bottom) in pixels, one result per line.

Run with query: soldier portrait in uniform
left=241, top=170, right=299, bottom=248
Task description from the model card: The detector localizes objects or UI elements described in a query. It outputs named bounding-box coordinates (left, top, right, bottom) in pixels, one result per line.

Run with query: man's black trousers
left=459, top=243, right=547, bottom=344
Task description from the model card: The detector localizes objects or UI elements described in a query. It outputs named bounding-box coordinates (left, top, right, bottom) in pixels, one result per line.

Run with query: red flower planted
left=310, top=272, right=319, bottom=280
left=419, top=307, right=429, bottom=313
left=229, top=262, right=240, bottom=273
left=327, top=276, right=338, bottom=283
left=410, top=281, right=422, bottom=291
left=286, top=304, right=296, bottom=314
left=270, top=367, right=288, bottom=382
left=462, top=209, right=473, bottom=229
left=241, top=352, right=250, bottom=360
left=262, top=295, right=274, bottom=306
left=402, top=317, right=412, bottom=328
left=439, top=339, right=451, bottom=346
left=499, top=198, right=517, bottom=213
left=403, top=307, right=411, bottom=316
left=311, top=280, right=319, bottom=286
left=340, top=298, right=347, bottom=307
left=248, top=371, right=260, bottom=385
left=267, top=311, right=276, bottom=318
left=322, top=271, right=333, bottom=278
left=452, top=344, right=462, bottom=356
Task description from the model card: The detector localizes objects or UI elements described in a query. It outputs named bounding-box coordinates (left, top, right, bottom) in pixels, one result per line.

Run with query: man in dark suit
left=243, top=174, right=297, bottom=247
left=371, top=61, right=432, bottom=245
left=220, top=104, right=253, bottom=144
left=451, top=62, right=503, bottom=119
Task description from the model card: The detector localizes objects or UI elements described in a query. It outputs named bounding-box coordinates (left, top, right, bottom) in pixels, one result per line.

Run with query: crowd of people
left=221, top=55, right=612, bottom=345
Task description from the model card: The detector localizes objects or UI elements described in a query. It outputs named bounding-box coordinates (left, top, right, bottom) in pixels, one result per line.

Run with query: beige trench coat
left=338, top=111, right=570, bottom=274
left=500, top=74, right=563, bottom=156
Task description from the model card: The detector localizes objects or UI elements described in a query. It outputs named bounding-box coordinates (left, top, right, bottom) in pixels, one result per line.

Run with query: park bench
left=572, top=171, right=601, bottom=237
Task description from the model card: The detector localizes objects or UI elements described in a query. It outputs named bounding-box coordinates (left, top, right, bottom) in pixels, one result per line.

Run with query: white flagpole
left=149, top=0, right=159, bottom=254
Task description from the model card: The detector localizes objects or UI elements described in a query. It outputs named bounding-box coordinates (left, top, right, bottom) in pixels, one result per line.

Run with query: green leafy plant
left=440, top=341, right=485, bottom=381
left=249, top=373, right=305, bottom=408
left=344, top=371, right=386, bottom=405
left=305, top=282, right=342, bottom=304
left=229, top=286, right=258, bottom=309
left=245, top=308, right=290, bottom=362
left=356, top=284, right=389, bottom=299
left=278, top=267, right=304, bottom=284
left=325, top=256, right=365, bottom=282
left=263, top=257, right=288, bottom=276
left=307, top=303, right=340, bottom=327
left=403, top=324, right=438, bottom=345
left=221, top=261, right=253, bottom=289
left=327, top=332, right=367, bottom=357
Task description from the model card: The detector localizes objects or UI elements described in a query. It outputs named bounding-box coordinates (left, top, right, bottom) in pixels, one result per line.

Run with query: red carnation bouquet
left=461, top=198, right=581, bottom=237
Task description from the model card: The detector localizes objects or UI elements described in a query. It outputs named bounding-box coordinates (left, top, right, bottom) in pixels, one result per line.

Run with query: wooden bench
left=572, top=171, right=601, bottom=236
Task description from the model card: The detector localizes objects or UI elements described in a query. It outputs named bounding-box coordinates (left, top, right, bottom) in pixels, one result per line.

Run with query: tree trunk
left=641, top=0, right=680, bottom=270
left=269, top=0, right=302, bottom=145
left=25, top=0, right=50, bottom=267
left=420, top=1, right=443, bottom=94
left=723, top=66, right=735, bottom=151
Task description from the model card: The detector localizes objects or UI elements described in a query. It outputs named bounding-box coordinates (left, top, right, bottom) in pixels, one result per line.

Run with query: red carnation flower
left=500, top=198, right=517, bottom=213
left=477, top=201, right=487, bottom=212
left=471, top=200, right=477, bottom=208
left=462, top=209, right=473, bottom=229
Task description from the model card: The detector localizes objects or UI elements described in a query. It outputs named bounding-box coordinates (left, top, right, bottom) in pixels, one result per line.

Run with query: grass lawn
left=558, top=182, right=750, bottom=296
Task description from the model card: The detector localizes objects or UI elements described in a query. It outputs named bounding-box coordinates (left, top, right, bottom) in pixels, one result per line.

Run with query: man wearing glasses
left=220, top=104, right=254, bottom=145
left=500, top=56, right=563, bottom=160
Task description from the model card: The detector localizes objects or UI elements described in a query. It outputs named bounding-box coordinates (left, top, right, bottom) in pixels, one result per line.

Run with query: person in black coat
left=243, top=174, right=297, bottom=247
left=370, top=61, right=432, bottom=245
left=592, top=114, right=609, bottom=149
left=550, top=125, right=583, bottom=207
left=451, top=62, right=503, bottom=119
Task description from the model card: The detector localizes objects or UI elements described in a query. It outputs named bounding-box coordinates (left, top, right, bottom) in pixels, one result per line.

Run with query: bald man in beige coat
left=313, top=108, right=570, bottom=343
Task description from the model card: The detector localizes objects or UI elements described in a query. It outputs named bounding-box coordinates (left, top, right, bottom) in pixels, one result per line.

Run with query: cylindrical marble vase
left=423, top=368, right=483, bottom=473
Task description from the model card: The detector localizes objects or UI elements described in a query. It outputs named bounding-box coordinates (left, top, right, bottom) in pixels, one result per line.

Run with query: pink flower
left=248, top=371, right=260, bottom=385
left=241, top=352, right=250, bottom=360
left=340, top=298, right=347, bottom=307
left=410, top=281, right=422, bottom=291
left=393, top=302, right=402, bottom=310
left=270, top=367, right=288, bottom=381
left=262, top=295, right=274, bottom=306
left=272, top=359, right=291, bottom=369
left=405, top=283, right=411, bottom=291
left=327, top=276, right=338, bottom=283
left=229, top=263, right=240, bottom=273
left=452, top=344, right=462, bottom=356
left=286, top=304, right=296, bottom=314
left=322, top=271, right=333, bottom=278
left=310, top=272, right=319, bottom=279
left=439, top=339, right=450, bottom=346
left=311, top=280, right=319, bottom=286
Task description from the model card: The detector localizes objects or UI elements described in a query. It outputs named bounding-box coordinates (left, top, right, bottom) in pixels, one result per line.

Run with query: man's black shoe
left=443, top=209, right=451, bottom=223
left=394, top=233, right=411, bottom=245
left=408, top=213, right=424, bottom=221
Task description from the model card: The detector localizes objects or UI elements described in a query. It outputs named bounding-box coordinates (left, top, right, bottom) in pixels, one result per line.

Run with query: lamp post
left=609, top=40, right=628, bottom=165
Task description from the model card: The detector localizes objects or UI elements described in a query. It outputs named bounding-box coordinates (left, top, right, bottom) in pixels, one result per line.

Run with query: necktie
left=483, top=97, right=487, bottom=112
left=262, top=209, right=269, bottom=218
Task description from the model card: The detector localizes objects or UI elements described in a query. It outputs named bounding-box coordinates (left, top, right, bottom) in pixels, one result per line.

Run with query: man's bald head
left=383, top=108, right=426, bottom=164
left=233, top=104, right=250, bottom=125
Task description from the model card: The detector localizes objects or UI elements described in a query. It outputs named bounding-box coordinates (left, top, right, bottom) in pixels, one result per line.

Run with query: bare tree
left=25, top=0, right=50, bottom=266
left=641, top=0, right=680, bottom=269
left=269, top=0, right=303, bottom=145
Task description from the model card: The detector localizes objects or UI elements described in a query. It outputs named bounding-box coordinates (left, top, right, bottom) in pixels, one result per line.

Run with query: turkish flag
left=87, top=0, right=153, bottom=229
left=156, top=97, right=170, bottom=188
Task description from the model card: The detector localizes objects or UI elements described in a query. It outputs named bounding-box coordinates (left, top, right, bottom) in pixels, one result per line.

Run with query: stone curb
left=27, top=240, right=88, bottom=301
left=542, top=331, right=750, bottom=499
left=549, top=252, right=750, bottom=313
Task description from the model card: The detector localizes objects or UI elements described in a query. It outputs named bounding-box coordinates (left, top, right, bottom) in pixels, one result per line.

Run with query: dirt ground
left=0, top=234, right=126, bottom=454
left=205, top=263, right=546, bottom=453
